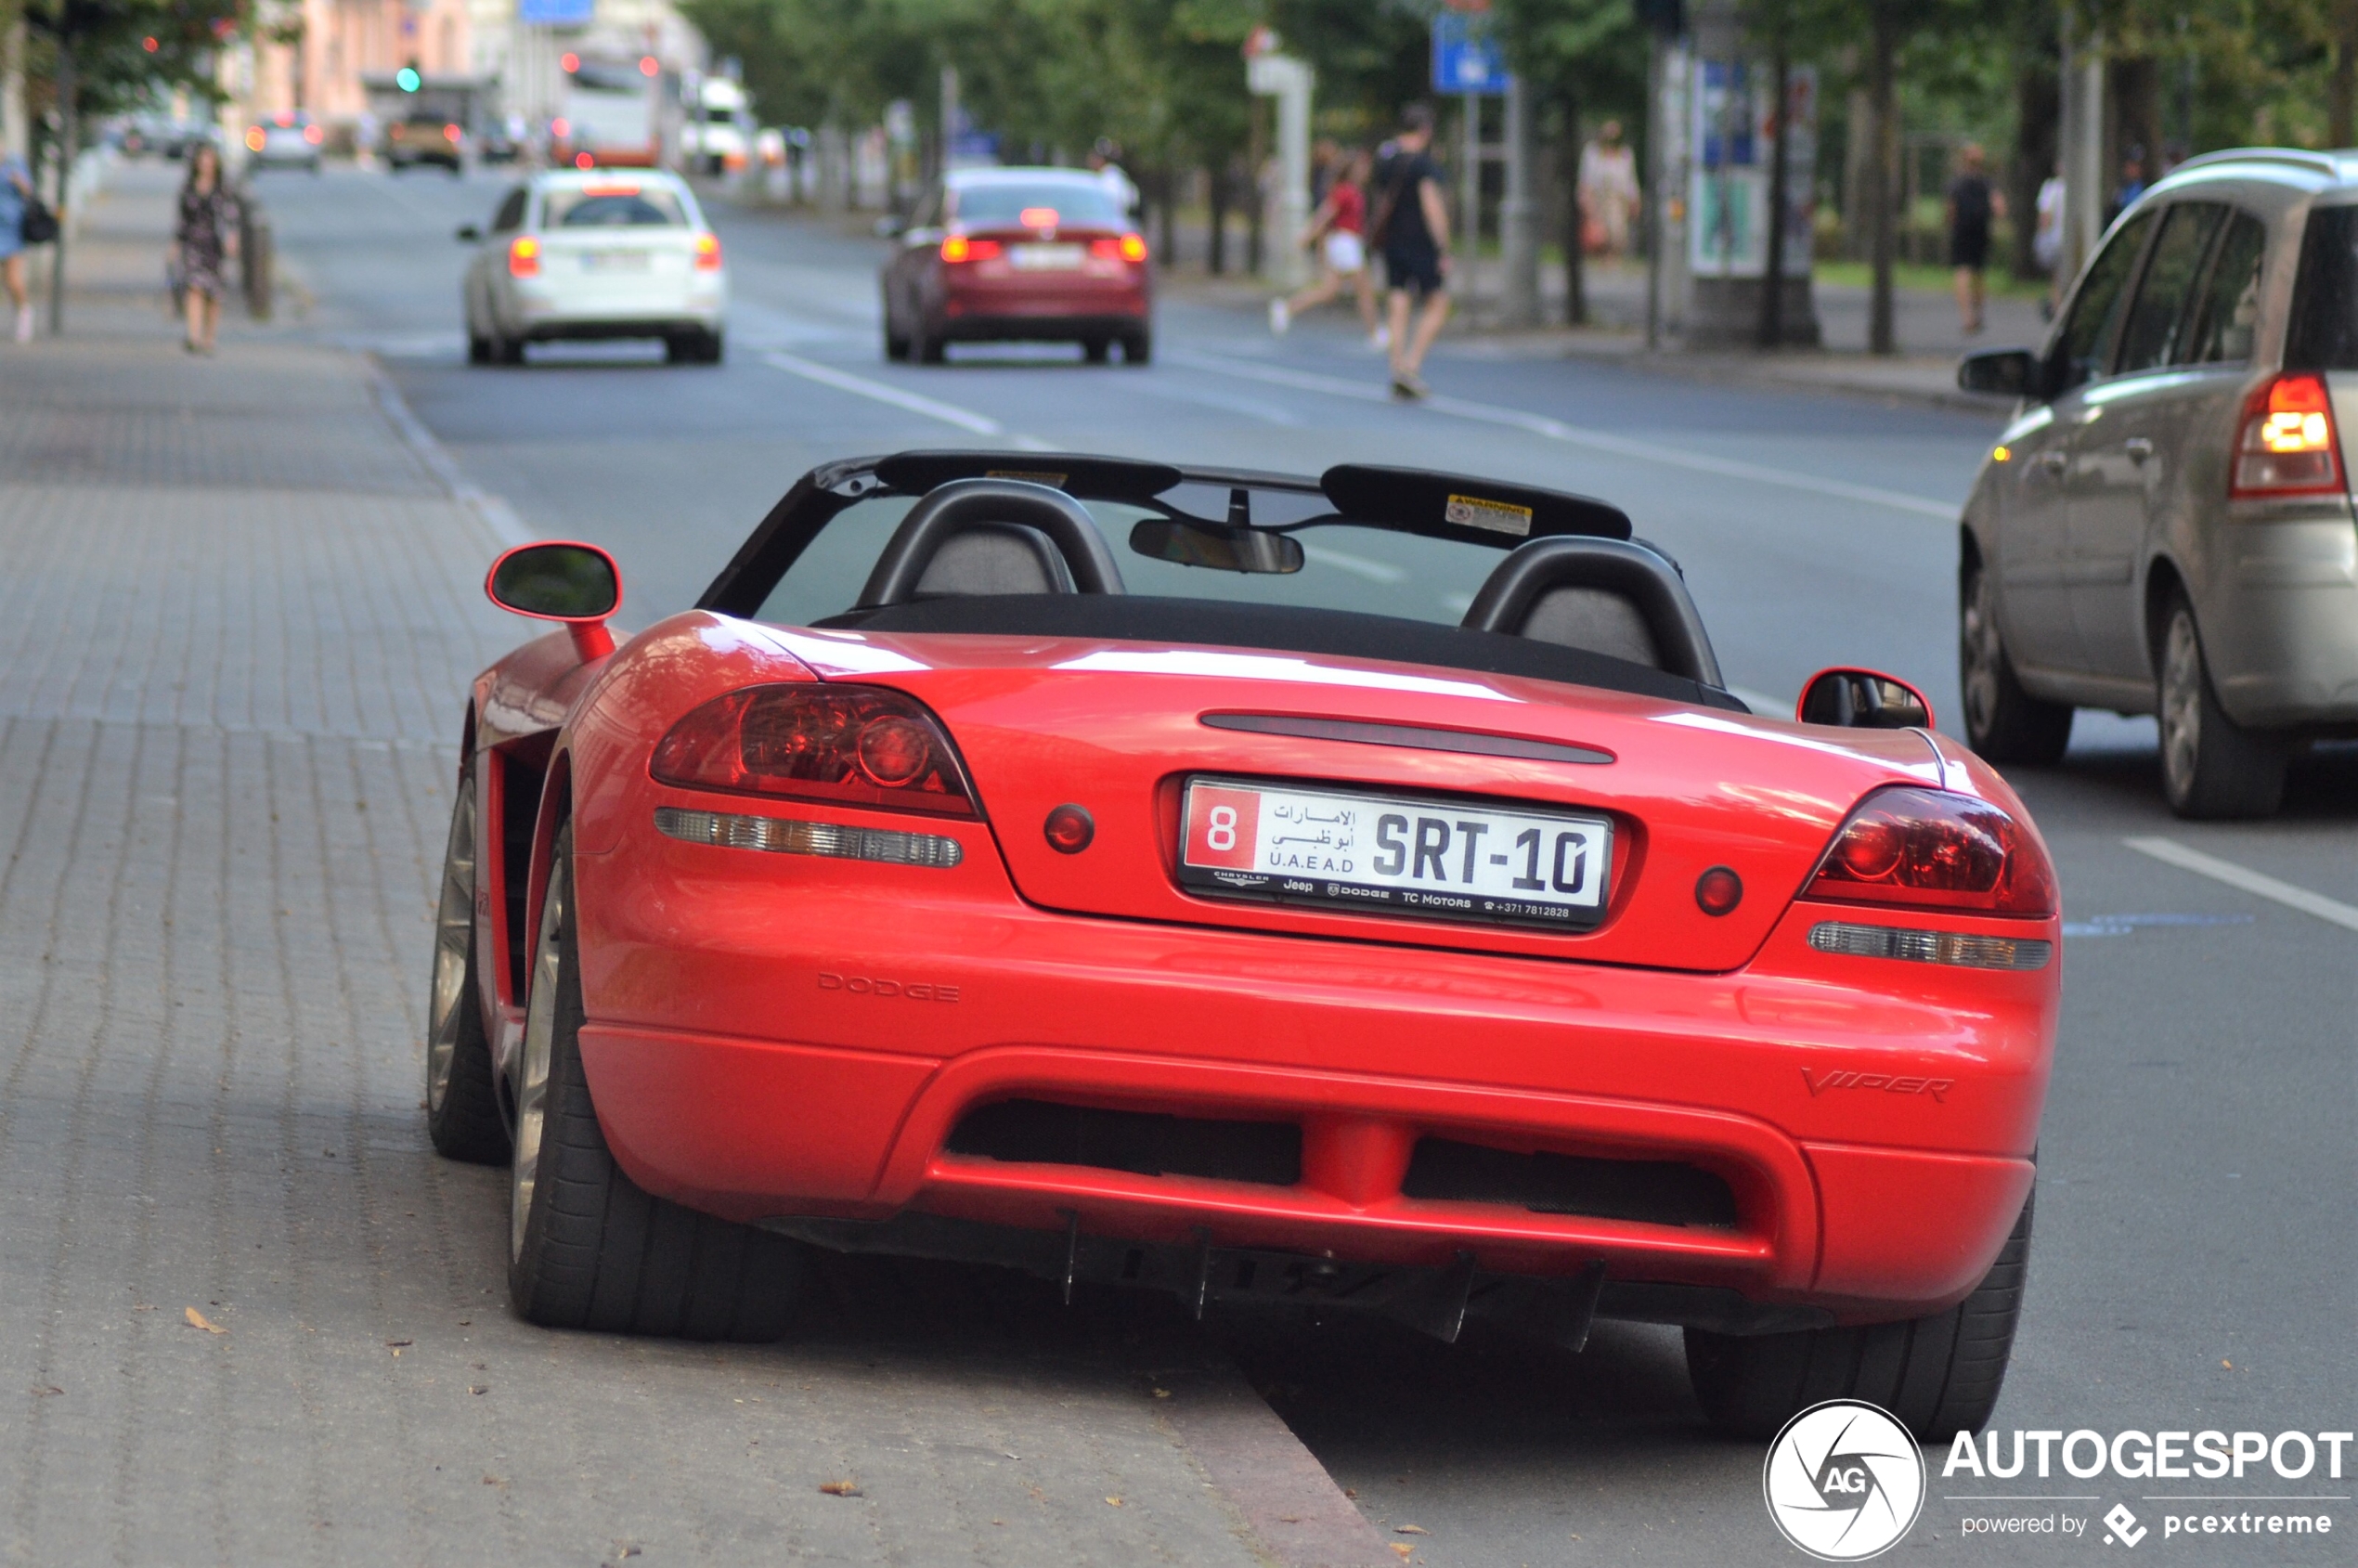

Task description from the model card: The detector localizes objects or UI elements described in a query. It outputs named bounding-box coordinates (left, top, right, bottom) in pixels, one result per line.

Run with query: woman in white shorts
left=1270, top=149, right=1382, bottom=345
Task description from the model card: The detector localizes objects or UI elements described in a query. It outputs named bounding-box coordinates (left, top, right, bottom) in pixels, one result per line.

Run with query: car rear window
left=2287, top=204, right=2358, bottom=369
left=2188, top=211, right=2267, bottom=364
left=545, top=187, right=688, bottom=227
left=950, top=183, right=1127, bottom=228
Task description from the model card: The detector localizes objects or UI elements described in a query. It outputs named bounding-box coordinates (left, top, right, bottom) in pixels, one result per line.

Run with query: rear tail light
left=508, top=236, right=540, bottom=278
left=2230, top=372, right=2345, bottom=498
left=939, top=236, right=1002, bottom=265
left=244, top=127, right=266, bottom=151
left=651, top=684, right=978, bottom=817
left=1089, top=234, right=1151, bottom=264
left=444, top=123, right=462, bottom=143
left=1806, top=786, right=2055, bottom=917
left=693, top=231, right=723, bottom=270
left=304, top=123, right=324, bottom=145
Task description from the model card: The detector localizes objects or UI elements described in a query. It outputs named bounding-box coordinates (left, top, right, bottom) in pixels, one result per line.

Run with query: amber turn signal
left=1043, top=804, right=1095, bottom=854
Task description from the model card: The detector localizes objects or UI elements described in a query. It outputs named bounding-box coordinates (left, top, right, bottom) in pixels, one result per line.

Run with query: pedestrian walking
left=1, top=140, right=34, bottom=343
left=2033, top=161, right=2066, bottom=320
left=1369, top=105, right=1451, bottom=401
left=1946, top=143, right=2004, bottom=336
left=172, top=142, right=240, bottom=355
left=1577, top=119, right=1640, bottom=260
left=1088, top=138, right=1139, bottom=220
left=2106, top=145, right=2147, bottom=226
left=1269, top=147, right=1380, bottom=345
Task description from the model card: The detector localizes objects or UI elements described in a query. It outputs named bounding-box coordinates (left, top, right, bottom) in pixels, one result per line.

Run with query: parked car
left=386, top=115, right=464, bottom=174
left=424, top=449, right=2055, bottom=1444
left=456, top=168, right=727, bottom=364
left=244, top=110, right=324, bottom=173
left=1959, top=147, right=2358, bottom=818
left=880, top=166, right=1152, bottom=364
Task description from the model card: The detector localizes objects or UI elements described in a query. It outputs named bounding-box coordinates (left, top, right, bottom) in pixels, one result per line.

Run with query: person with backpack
left=1, top=140, right=36, bottom=343
left=1368, top=104, right=1452, bottom=399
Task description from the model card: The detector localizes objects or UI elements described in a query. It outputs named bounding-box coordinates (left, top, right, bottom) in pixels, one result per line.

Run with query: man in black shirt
left=1371, top=104, right=1453, bottom=399
left=1946, top=143, right=2006, bottom=335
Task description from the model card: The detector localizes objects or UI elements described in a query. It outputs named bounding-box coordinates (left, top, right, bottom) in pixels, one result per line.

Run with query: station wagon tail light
left=508, top=236, right=541, bottom=278
left=693, top=231, right=723, bottom=270
left=304, top=123, right=324, bottom=145
left=1090, top=234, right=1150, bottom=263
left=939, top=235, right=1001, bottom=265
left=1805, top=786, right=2055, bottom=917
left=2230, top=372, right=2344, bottom=498
left=651, top=684, right=978, bottom=817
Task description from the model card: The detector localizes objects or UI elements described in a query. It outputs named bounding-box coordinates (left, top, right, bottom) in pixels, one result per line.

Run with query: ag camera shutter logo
left=1763, top=1400, right=1926, bottom=1561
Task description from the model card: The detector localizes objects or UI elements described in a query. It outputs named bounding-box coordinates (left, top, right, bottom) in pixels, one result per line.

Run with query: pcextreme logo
left=1764, top=1400, right=1927, bottom=1561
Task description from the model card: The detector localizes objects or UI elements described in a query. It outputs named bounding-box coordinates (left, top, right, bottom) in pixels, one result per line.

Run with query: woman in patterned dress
left=172, top=143, right=239, bottom=354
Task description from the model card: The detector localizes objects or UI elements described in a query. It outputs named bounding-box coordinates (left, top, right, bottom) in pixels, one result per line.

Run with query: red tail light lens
left=1119, top=231, right=1148, bottom=263
left=651, top=685, right=977, bottom=817
left=939, top=236, right=1002, bottom=265
left=2231, top=372, right=2344, bottom=497
left=693, top=231, right=723, bottom=271
left=507, top=236, right=541, bottom=278
left=1806, top=786, right=2055, bottom=917
left=1089, top=234, right=1151, bottom=264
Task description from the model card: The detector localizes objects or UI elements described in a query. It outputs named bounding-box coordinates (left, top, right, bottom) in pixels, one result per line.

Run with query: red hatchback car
left=881, top=168, right=1153, bottom=364
left=429, top=453, right=2055, bottom=1442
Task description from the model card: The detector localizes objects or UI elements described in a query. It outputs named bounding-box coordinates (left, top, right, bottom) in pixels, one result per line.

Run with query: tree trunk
left=1759, top=46, right=1790, bottom=349
left=2333, top=0, right=2358, bottom=148
left=1562, top=99, right=1587, bottom=326
left=1209, top=163, right=1228, bottom=276
left=47, top=38, right=72, bottom=337
left=1868, top=6, right=1898, bottom=356
left=1154, top=167, right=1176, bottom=266
left=2013, top=46, right=2060, bottom=279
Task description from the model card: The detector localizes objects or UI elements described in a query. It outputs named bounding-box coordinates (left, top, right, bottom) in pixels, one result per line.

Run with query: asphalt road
left=257, top=162, right=2358, bottom=1565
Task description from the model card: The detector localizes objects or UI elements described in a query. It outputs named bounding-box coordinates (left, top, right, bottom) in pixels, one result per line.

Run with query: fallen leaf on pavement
left=1150, top=1387, right=1171, bottom=1399
left=1105, top=1497, right=1123, bottom=1508
left=469, top=1385, right=489, bottom=1395
left=32, top=1385, right=63, bottom=1398
left=1395, top=1524, right=1429, bottom=1536
left=1390, top=1546, right=1415, bottom=1562
left=818, top=1481, right=862, bottom=1497
left=1344, top=1487, right=1359, bottom=1498
left=185, top=1308, right=226, bottom=1334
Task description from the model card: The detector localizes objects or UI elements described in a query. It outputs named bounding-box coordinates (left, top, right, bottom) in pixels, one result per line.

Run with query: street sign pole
left=1461, top=93, right=1479, bottom=314
left=1501, top=71, right=1537, bottom=327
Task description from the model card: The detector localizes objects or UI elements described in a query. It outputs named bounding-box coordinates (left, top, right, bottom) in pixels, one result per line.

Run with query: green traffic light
left=396, top=67, right=420, bottom=92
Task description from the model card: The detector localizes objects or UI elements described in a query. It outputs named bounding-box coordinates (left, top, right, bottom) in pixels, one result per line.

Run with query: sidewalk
left=0, top=164, right=1386, bottom=1568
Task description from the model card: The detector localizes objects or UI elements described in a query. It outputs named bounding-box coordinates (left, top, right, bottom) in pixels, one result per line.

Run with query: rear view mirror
left=1130, top=518, right=1305, bottom=575
left=486, top=541, right=622, bottom=660
left=455, top=223, right=482, bottom=243
left=1958, top=347, right=2039, bottom=398
left=1797, top=668, right=1935, bottom=731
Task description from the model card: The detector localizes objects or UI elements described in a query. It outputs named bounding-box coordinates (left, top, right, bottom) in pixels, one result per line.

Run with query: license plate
left=581, top=251, right=652, bottom=272
left=1009, top=243, right=1084, bottom=271
left=1178, top=777, right=1612, bottom=930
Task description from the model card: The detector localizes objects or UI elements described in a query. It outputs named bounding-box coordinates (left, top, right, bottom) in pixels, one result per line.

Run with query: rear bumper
left=2198, top=509, right=2358, bottom=728
left=936, top=308, right=1150, bottom=343
left=570, top=827, right=2054, bottom=1326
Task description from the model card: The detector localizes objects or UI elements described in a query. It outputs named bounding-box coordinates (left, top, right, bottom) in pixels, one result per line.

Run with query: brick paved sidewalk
left=1, top=176, right=1381, bottom=1568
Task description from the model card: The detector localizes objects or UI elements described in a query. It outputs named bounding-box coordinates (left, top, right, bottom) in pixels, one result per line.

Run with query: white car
left=457, top=169, right=728, bottom=365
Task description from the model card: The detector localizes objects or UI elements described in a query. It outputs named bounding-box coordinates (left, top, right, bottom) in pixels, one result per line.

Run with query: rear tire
left=1121, top=330, right=1153, bottom=365
left=1960, top=552, right=2072, bottom=763
left=507, top=825, right=806, bottom=1341
left=1686, top=1187, right=2033, bottom=1443
left=1082, top=335, right=1111, bottom=365
left=424, top=771, right=508, bottom=1164
left=2157, top=592, right=2287, bottom=819
left=883, top=325, right=910, bottom=361
left=467, top=332, right=491, bottom=365
left=914, top=319, right=946, bottom=365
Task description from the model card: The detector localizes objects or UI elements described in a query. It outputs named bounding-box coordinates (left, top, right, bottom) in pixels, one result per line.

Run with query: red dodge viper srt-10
left=426, top=451, right=2055, bottom=1440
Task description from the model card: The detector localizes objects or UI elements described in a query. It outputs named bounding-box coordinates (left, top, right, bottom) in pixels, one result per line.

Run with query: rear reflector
left=654, top=806, right=963, bottom=868
left=2231, top=372, right=2344, bottom=498
left=1807, top=920, right=2053, bottom=970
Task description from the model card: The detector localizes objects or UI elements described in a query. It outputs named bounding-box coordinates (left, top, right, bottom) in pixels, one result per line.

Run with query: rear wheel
left=508, top=825, right=807, bottom=1341
left=1686, top=1187, right=2033, bottom=1443
left=1121, top=330, right=1153, bottom=366
left=2157, top=592, right=2287, bottom=819
left=883, top=324, right=910, bottom=361
left=467, top=332, right=491, bottom=365
left=1082, top=335, right=1111, bottom=365
left=1960, top=553, right=2072, bottom=763
left=424, top=771, right=508, bottom=1164
left=913, top=318, right=946, bottom=365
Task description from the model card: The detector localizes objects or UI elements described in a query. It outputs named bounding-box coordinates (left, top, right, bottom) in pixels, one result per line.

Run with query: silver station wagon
left=1959, top=148, right=2358, bottom=817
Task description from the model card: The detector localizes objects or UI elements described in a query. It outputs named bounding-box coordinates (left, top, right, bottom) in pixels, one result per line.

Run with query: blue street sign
left=518, top=0, right=594, bottom=26
left=1431, top=12, right=1508, bottom=96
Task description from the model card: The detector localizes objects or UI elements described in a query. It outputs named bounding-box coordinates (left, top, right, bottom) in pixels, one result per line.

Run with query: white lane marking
left=762, top=349, right=1025, bottom=439
left=1300, top=542, right=1406, bottom=582
left=1166, top=349, right=1959, bottom=520
left=2121, top=836, right=2358, bottom=933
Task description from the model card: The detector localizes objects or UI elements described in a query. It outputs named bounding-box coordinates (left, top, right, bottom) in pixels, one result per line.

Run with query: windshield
left=753, top=486, right=1507, bottom=630
left=950, top=182, right=1127, bottom=229
left=545, top=187, right=689, bottom=227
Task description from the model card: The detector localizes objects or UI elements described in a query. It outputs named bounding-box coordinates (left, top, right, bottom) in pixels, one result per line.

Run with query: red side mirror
left=1796, top=667, right=1935, bottom=731
left=486, top=540, right=622, bottom=662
